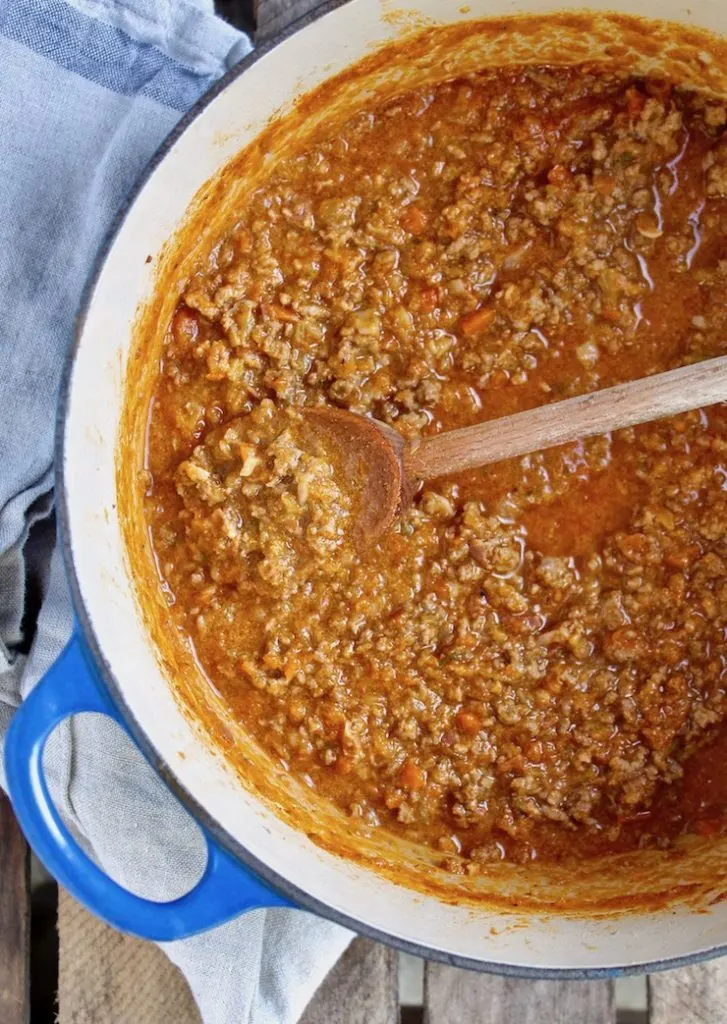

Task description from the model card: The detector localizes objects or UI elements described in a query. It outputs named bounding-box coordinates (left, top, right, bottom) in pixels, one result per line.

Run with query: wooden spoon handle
left=407, top=355, right=727, bottom=481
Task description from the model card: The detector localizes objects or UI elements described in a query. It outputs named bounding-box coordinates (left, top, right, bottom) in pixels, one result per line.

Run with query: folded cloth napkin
left=0, top=1, right=352, bottom=1021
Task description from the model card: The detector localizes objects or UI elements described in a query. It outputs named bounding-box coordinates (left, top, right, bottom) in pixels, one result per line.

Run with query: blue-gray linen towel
left=0, top=1, right=352, bottom=1020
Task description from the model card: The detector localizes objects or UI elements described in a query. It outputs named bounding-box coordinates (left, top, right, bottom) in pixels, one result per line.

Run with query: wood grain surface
left=58, top=889, right=201, bottom=1024
left=648, top=962, right=727, bottom=1024
left=255, top=0, right=323, bottom=41
left=301, top=938, right=399, bottom=1024
left=0, top=793, right=30, bottom=1024
left=424, top=964, right=616, bottom=1024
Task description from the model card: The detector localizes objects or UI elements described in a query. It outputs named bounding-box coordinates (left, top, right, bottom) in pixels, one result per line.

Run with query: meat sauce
left=144, top=65, right=727, bottom=869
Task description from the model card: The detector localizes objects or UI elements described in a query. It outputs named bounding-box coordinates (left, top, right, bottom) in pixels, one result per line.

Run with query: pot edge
left=56, top=0, right=727, bottom=974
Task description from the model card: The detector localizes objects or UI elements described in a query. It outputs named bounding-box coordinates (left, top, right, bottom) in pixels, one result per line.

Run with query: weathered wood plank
left=255, top=0, right=323, bottom=43
left=648, top=961, right=727, bottom=1024
left=58, top=888, right=200, bottom=1024
left=424, top=963, right=615, bottom=1024
left=0, top=793, right=30, bottom=1024
left=301, top=937, right=399, bottom=1024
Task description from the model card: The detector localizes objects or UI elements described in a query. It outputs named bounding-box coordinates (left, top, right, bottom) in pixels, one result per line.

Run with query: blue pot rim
left=56, top=0, right=727, bottom=977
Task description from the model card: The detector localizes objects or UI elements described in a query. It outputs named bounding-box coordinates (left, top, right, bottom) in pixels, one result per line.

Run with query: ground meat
left=143, top=64, right=727, bottom=867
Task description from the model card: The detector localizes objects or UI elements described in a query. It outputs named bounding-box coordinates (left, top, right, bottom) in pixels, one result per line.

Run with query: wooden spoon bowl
left=304, top=354, right=727, bottom=542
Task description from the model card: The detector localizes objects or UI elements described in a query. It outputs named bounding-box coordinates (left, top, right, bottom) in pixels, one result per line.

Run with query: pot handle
left=4, top=631, right=292, bottom=941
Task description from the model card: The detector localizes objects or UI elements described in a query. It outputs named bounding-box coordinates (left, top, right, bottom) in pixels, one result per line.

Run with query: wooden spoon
left=304, top=355, right=727, bottom=542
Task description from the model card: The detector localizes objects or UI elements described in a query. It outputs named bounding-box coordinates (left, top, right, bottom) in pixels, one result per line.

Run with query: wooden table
left=0, top=793, right=30, bottom=1024
left=3, top=0, right=727, bottom=1020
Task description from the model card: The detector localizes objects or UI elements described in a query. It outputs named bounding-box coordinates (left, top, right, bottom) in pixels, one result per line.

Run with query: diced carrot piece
left=599, top=307, right=621, bottom=324
left=401, top=205, right=428, bottom=234
left=497, top=753, right=525, bottom=774
left=547, top=164, right=571, bottom=187
left=593, top=175, right=616, bottom=196
left=283, top=656, right=303, bottom=681
left=399, top=760, right=426, bottom=790
left=665, top=544, right=701, bottom=570
left=460, top=306, right=496, bottom=336
left=456, top=709, right=481, bottom=735
left=625, top=86, right=646, bottom=116
left=265, top=303, right=300, bottom=323
left=697, top=819, right=721, bottom=837
left=419, top=286, right=439, bottom=312
left=334, top=755, right=353, bottom=776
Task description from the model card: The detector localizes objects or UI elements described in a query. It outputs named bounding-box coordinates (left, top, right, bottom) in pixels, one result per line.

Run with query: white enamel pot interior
left=63, top=0, right=727, bottom=975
